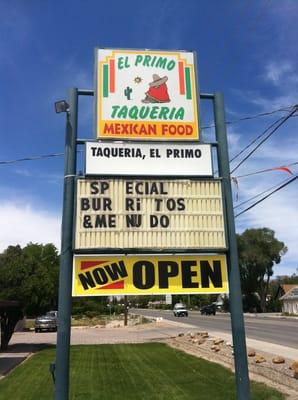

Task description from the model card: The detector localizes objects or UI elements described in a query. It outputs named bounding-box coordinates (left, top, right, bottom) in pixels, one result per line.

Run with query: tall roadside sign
left=55, top=48, right=250, bottom=400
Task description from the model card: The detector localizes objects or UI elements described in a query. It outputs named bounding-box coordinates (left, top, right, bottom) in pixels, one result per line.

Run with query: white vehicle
left=173, top=303, right=188, bottom=317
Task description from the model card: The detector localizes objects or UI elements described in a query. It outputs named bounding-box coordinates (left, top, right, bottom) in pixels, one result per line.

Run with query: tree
left=237, top=228, right=287, bottom=312
left=0, top=243, right=59, bottom=316
left=277, top=271, right=298, bottom=285
left=0, top=301, right=23, bottom=350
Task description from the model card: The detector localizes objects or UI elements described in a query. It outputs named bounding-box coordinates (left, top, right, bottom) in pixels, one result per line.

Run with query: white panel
left=86, top=142, right=213, bottom=176
left=75, top=179, right=226, bottom=250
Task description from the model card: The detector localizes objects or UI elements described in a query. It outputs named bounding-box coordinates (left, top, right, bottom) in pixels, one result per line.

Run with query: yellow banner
left=72, top=254, right=228, bottom=296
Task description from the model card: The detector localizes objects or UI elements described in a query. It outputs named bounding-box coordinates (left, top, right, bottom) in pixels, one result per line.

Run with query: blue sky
left=0, top=0, right=297, bottom=276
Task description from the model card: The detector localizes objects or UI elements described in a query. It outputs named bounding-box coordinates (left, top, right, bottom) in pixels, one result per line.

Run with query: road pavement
left=131, top=308, right=298, bottom=349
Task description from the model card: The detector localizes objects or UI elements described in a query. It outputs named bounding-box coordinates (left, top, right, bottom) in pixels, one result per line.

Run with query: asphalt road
left=131, top=309, right=298, bottom=349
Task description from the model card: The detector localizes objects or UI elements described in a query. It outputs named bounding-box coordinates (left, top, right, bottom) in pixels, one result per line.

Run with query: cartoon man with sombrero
left=142, top=74, right=171, bottom=103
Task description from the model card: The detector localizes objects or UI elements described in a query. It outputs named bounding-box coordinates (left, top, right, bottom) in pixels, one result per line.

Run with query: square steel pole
left=55, top=88, right=78, bottom=400
left=213, top=92, right=250, bottom=399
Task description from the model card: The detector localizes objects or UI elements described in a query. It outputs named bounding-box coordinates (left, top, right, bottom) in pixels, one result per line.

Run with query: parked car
left=46, top=310, right=58, bottom=319
left=200, top=304, right=216, bottom=316
left=35, top=310, right=58, bottom=332
left=173, top=303, right=188, bottom=317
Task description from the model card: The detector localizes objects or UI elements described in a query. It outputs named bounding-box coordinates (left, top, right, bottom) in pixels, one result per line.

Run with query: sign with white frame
left=85, top=142, right=213, bottom=176
left=95, top=48, right=200, bottom=140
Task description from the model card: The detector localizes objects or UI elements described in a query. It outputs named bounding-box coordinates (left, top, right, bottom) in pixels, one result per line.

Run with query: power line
left=235, top=176, right=297, bottom=217
left=201, top=105, right=293, bottom=130
left=233, top=161, right=298, bottom=179
left=0, top=153, right=64, bottom=165
left=229, top=115, right=285, bottom=164
left=230, top=106, right=298, bottom=174
left=0, top=104, right=296, bottom=166
left=233, top=177, right=292, bottom=209
left=0, top=106, right=296, bottom=167
left=0, top=150, right=83, bottom=166
left=226, top=106, right=292, bottom=124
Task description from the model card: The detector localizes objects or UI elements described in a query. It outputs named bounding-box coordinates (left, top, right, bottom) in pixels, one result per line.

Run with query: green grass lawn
left=0, top=343, right=284, bottom=400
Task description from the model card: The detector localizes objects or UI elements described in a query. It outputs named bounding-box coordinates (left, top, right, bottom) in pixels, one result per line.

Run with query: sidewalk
left=244, top=312, right=298, bottom=321
left=0, top=343, right=49, bottom=379
left=151, top=317, right=298, bottom=360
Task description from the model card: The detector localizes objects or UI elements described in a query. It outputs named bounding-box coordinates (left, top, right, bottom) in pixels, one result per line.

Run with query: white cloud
left=264, top=61, right=295, bottom=86
left=234, top=175, right=298, bottom=276
left=227, top=126, right=242, bottom=155
left=231, top=88, right=296, bottom=112
left=0, top=202, right=61, bottom=252
left=14, top=167, right=63, bottom=184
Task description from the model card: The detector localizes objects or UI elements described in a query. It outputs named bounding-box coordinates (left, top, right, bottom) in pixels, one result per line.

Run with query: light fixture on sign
left=54, top=100, right=70, bottom=114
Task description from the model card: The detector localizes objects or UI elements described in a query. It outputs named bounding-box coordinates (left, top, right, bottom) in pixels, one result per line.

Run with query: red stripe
left=97, top=280, right=124, bottom=290
left=272, top=167, right=293, bottom=175
left=178, top=61, right=185, bottom=95
left=80, top=260, right=109, bottom=271
left=109, top=59, right=115, bottom=93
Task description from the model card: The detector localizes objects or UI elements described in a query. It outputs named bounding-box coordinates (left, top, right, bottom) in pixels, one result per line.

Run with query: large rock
left=255, top=355, right=266, bottom=364
left=211, top=345, right=220, bottom=352
left=248, top=350, right=256, bottom=357
left=201, top=332, right=209, bottom=338
left=289, top=361, right=298, bottom=379
left=272, top=356, right=285, bottom=364
left=213, top=338, right=224, bottom=345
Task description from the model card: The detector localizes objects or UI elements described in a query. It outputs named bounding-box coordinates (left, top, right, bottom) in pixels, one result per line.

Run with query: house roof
left=281, top=284, right=298, bottom=294
left=280, top=286, right=298, bottom=301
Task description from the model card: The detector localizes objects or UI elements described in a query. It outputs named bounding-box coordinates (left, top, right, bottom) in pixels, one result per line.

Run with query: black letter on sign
left=126, top=214, right=142, bottom=228
left=83, top=215, right=92, bottom=228
left=90, top=181, right=99, bottom=194
left=92, top=268, right=108, bottom=285
left=181, top=260, right=199, bottom=288
left=105, top=261, right=128, bottom=281
left=78, top=271, right=96, bottom=290
left=158, top=261, right=179, bottom=288
left=200, top=260, right=222, bottom=288
left=133, top=261, right=155, bottom=289
left=81, top=198, right=90, bottom=210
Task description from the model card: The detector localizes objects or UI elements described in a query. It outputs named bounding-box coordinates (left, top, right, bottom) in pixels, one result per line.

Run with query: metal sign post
left=213, top=92, right=250, bottom=399
left=55, top=88, right=78, bottom=400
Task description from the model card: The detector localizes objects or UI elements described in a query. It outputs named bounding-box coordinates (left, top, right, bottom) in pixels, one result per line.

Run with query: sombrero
left=149, top=74, right=168, bottom=87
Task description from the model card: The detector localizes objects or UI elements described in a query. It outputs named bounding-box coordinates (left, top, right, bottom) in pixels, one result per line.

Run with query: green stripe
left=103, top=64, right=109, bottom=97
left=185, top=67, right=192, bottom=100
